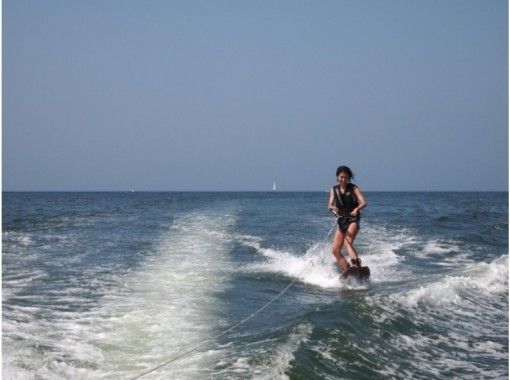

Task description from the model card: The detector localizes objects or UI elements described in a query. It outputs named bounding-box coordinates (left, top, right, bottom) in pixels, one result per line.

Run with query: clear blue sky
left=4, top=0, right=508, bottom=191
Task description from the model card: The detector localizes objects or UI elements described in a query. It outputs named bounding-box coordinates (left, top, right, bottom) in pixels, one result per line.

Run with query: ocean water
left=3, top=191, right=508, bottom=379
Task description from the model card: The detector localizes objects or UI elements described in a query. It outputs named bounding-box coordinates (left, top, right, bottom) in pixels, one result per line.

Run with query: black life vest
left=333, top=183, right=359, bottom=215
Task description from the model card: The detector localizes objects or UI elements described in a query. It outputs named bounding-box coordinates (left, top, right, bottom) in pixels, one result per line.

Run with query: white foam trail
left=3, top=210, right=237, bottom=379
left=357, top=223, right=416, bottom=282
left=238, top=234, right=341, bottom=289
left=237, top=222, right=415, bottom=289
left=3, top=231, right=51, bottom=305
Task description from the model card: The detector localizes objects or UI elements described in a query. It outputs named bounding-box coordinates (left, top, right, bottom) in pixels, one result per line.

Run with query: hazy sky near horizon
left=4, top=0, right=508, bottom=191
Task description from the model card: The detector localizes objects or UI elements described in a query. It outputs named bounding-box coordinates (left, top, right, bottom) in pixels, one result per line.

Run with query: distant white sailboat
left=272, top=182, right=276, bottom=192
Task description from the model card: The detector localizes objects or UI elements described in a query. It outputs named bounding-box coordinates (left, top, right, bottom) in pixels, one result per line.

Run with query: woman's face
left=337, top=172, right=350, bottom=186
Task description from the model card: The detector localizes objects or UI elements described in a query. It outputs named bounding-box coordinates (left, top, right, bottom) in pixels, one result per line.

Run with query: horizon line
left=2, top=189, right=509, bottom=193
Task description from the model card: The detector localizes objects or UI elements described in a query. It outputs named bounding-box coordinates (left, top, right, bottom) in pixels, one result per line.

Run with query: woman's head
left=336, top=166, right=354, bottom=184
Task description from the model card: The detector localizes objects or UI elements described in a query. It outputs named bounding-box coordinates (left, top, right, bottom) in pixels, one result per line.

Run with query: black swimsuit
left=333, top=183, right=360, bottom=232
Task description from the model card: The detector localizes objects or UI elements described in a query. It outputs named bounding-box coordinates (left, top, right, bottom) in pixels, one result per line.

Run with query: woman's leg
left=332, top=228, right=350, bottom=271
left=344, top=223, right=360, bottom=262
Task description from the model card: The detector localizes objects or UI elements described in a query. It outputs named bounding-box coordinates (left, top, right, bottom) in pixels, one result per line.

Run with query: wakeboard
left=340, top=266, right=370, bottom=280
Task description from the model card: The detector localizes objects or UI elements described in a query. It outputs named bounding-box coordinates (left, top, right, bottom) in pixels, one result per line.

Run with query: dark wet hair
left=336, top=166, right=354, bottom=180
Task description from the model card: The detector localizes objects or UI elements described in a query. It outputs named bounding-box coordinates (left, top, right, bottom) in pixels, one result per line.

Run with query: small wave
left=434, top=215, right=450, bottom=223
left=393, top=255, right=508, bottom=308
left=3, top=231, right=33, bottom=247
left=215, top=323, right=313, bottom=379
left=2, top=270, right=49, bottom=303
left=423, top=239, right=461, bottom=254
left=387, top=332, right=507, bottom=379
left=408, top=238, right=476, bottom=267
left=355, top=255, right=509, bottom=379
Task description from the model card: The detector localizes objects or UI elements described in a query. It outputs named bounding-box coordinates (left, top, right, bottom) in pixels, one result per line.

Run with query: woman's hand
left=350, top=209, right=359, bottom=217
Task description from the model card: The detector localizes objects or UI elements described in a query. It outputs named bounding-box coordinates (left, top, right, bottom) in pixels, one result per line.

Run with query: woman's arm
left=351, top=187, right=368, bottom=215
left=328, top=188, right=337, bottom=213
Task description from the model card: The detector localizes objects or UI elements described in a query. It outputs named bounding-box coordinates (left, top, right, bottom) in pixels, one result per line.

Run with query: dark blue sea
left=3, top=191, right=508, bottom=379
